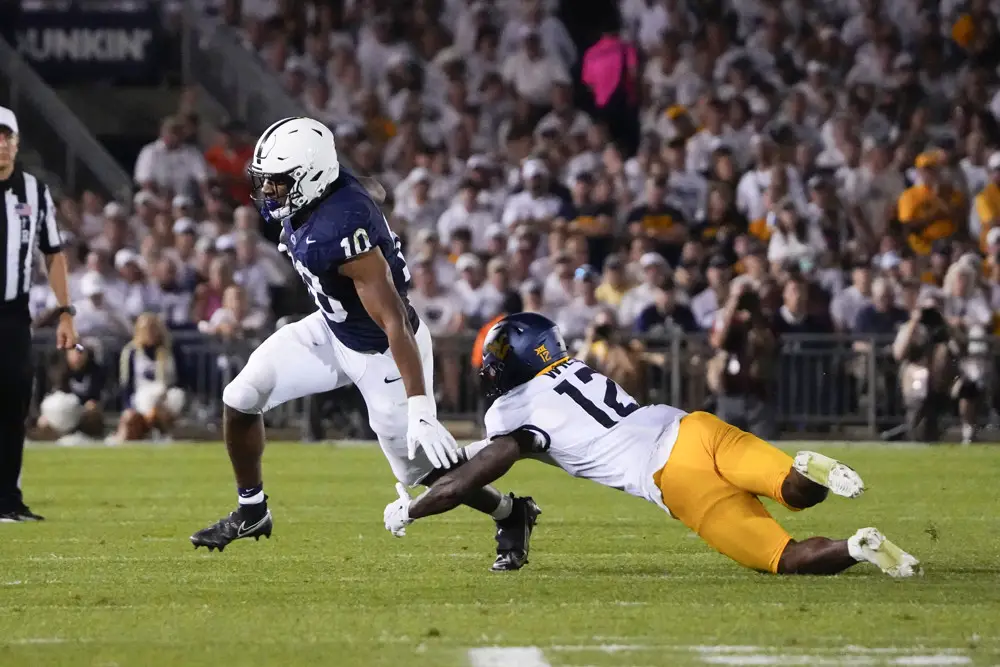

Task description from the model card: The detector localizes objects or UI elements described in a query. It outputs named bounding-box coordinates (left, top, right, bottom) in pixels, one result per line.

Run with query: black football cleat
left=0, top=505, right=45, bottom=523
left=190, top=505, right=272, bottom=552
left=15, top=505, right=45, bottom=522
left=491, top=495, right=541, bottom=572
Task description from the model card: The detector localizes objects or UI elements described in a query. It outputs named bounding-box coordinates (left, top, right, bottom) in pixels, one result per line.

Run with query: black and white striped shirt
left=0, top=167, right=61, bottom=320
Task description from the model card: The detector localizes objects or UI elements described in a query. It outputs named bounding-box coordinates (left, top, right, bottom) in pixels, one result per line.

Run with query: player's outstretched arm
left=339, top=248, right=459, bottom=468
left=341, top=248, right=427, bottom=397
left=408, top=436, right=522, bottom=520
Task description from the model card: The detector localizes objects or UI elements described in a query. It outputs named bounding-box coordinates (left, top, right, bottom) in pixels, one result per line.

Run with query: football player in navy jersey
left=191, top=117, right=540, bottom=571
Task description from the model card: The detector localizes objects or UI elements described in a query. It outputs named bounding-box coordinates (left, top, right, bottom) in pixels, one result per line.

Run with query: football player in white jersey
left=383, top=312, right=921, bottom=577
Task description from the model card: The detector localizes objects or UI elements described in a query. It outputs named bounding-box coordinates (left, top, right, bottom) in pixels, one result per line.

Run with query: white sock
left=491, top=494, right=513, bottom=520
left=238, top=490, right=265, bottom=505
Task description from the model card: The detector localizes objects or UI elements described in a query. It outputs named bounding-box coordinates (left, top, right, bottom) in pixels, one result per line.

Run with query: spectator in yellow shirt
left=897, top=150, right=964, bottom=255
left=595, top=255, right=630, bottom=308
left=970, top=152, right=1000, bottom=253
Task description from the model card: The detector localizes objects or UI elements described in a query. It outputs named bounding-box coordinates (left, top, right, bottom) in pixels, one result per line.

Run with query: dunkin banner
left=12, top=5, right=165, bottom=84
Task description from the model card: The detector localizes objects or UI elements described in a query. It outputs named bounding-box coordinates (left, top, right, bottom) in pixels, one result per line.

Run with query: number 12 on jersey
left=554, top=365, right=639, bottom=428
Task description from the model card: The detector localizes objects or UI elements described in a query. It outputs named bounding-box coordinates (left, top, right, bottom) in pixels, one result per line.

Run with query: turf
left=0, top=443, right=998, bottom=667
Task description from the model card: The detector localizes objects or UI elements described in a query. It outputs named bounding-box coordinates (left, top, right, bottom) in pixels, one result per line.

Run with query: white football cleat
left=794, top=451, right=865, bottom=499
left=848, top=527, right=921, bottom=578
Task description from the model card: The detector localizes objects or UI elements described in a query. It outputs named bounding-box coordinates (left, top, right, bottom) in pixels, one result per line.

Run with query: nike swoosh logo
left=236, top=515, right=267, bottom=537
left=384, top=376, right=403, bottom=384
left=305, top=237, right=317, bottom=244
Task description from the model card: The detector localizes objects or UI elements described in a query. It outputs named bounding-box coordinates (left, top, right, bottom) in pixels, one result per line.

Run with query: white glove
left=383, top=483, right=413, bottom=537
left=277, top=227, right=290, bottom=254
left=406, top=395, right=459, bottom=469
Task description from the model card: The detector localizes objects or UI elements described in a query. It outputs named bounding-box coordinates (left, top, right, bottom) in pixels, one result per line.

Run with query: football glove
left=383, top=483, right=413, bottom=537
left=277, top=226, right=290, bottom=254
left=406, top=395, right=459, bottom=469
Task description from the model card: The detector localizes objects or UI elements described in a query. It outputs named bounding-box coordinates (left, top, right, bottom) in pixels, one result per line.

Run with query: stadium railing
left=32, top=330, right=996, bottom=440
left=0, top=36, right=133, bottom=203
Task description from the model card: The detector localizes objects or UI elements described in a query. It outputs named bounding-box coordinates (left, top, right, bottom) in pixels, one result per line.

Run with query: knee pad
left=223, top=354, right=279, bottom=414
left=223, top=377, right=265, bottom=414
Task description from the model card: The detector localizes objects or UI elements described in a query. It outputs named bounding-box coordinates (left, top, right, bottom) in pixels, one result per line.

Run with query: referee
left=0, top=105, right=78, bottom=523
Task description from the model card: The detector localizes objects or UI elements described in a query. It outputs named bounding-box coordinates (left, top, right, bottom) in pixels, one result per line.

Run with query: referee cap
left=0, top=106, right=17, bottom=134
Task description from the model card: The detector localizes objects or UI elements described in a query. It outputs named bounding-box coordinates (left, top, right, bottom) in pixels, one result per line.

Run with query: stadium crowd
left=30, top=0, right=1000, bottom=444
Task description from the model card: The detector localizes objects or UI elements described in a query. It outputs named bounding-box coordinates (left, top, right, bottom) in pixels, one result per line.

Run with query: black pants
left=0, top=321, right=33, bottom=511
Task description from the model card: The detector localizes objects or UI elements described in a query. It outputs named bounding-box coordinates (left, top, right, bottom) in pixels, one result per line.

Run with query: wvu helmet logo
left=534, top=344, right=551, bottom=363
left=485, top=334, right=512, bottom=360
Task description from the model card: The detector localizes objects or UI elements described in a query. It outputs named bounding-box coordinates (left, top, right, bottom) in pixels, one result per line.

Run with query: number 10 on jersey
left=341, top=228, right=372, bottom=258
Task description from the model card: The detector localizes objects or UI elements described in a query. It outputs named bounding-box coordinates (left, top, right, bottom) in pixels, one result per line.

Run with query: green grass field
left=1, top=443, right=998, bottom=667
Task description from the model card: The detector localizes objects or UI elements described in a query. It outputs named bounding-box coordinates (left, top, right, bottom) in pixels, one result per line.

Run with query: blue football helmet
left=480, top=312, right=569, bottom=399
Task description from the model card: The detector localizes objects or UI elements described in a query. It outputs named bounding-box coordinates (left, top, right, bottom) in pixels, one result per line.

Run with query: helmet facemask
left=249, top=168, right=305, bottom=223
left=479, top=360, right=507, bottom=401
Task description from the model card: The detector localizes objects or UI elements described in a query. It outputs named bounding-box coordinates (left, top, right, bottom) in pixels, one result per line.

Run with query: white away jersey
left=483, top=359, right=687, bottom=510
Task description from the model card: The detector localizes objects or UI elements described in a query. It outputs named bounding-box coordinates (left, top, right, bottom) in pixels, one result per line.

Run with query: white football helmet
left=248, top=117, right=340, bottom=222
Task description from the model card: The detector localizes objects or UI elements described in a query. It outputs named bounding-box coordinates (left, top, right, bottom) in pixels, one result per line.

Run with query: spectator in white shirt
left=133, top=116, right=209, bottom=199
left=501, top=159, right=564, bottom=228
left=165, top=218, right=200, bottom=289
left=147, top=257, right=193, bottom=328
left=690, top=254, right=733, bottom=330
left=941, top=262, right=993, bottom=331
left=131, top=189, right=161, bottom=233
left=74, top=272, right=132, bottom=339
left=686, top=98, right=737, bottom=175
left=960, top=131, right=989, bottom=198
left=395, top=167, right=446, bottom=236
left=409, top=255, right=465, bottom=336
left=618, top=251, right=670, bottom=327
left=500, top=1, right=577, bottom=68
left=115, top=248, right=156, bottom=321
left=472, top=257, right=519, bottom=325
left=233, top=232, right=272, bottom=313
left=519, top=279, right=549, bottom=317
left=411, top=228, right=457, bottom=287
left=233, top=206, right=292, bottom=288
left=557, top=265, right=609, bottom=341
left=483, top=223, right=509, bottom=260
left=542, top=252, right=575, bottom=313
left=664, top=137, right=709, bottom=220
left=501, top=28, right=571, bottom=107
left=438, top=179, right=496, bottom=251
left=535, top=81, right=593, bottom=139
left=830, top=263, right=874, bottom=332
left=78, top=190, right=107, bottom=239
left=736, top=138, right=807, bottom=222
left=635, top=0, right=697, bottom=52
left=82, top=249, right=129, bottom=308
left=88, top=203, right=135, bottom=257
left=356, top=14, right=407, bottom=88
left=505, top=227, right=539, bottom=284
left=767, top=200, right=828, bottom=271
left=454, top=251, right=486, bottom=317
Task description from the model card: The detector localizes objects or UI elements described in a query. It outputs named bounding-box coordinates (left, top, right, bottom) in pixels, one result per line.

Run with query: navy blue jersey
left=282, top=171, right=419, bottom=353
